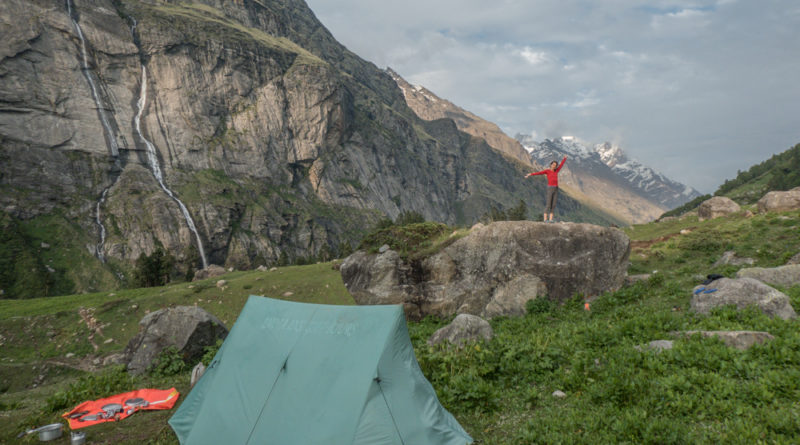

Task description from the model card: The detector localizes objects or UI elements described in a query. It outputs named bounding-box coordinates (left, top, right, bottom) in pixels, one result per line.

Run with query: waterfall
left=65, top=0, right=119, bottom=157
left=95, top=187, right=110, bottom=263
left=134, top=66, right=209, bottom=269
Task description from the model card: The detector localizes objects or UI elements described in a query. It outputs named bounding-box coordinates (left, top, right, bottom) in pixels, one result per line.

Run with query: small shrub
left=46, top=366, right=132, bottom=412
left=148, top=346, right=188, bottom=377
left=201, top=338, right=224, bottom=366
left=526, top=297, right=555, bottom=315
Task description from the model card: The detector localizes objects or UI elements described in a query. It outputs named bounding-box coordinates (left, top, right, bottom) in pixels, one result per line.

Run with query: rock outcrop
left=123, top=306, right=228, bottom=375
left=427, top=314, right=494, bottom=347
left=690, top=278, right=796, bottom=320
left=676, top=331, right=775, bottom=350
left=697, top=197, right=741, bottom=221
left=712, top=251, right=755, bottom=267
left=341, top=221, right=630, bottom=319
left=788, top=252, right=800, bottom=265
left=757, top=187, right=800, bottom=213
left=736, top=265, right=800, bottom=288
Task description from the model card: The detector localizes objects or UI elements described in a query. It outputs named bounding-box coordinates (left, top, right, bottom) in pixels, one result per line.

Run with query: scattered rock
left=787, top=252, right=800, bottom=265
left=282, top=291, right=294, bottom=297
left=658, top=216, right=677, bottom=222
left=256, top=265, right=268, bottom=272
left=427, top=314, right=494, bottom=347
left=45, top=265, right=55, bottom=273
left=634, top=340, right=674, bottom=353
left=65, top=352, right=75, bottom=359
left=193, top=265, right=226, bottom=281
left=228, top=267, right=234, bottom=272
left=675, top=331, right=774, bottom=350
left=690, top=277, right=796, bottom=320
left=552, top=390, right=567, bottom=398
left=378, top=244, right=390, bottom=253
left=341, top=221, right=630, bottom=320
left=757, top=187, right=800, bottom=213
left=679, top=228, right=692, bottom=235
left=736, top=264, right=800, bottom=288
left=103, top=338, right=114, bottom=344
left=697, top=196, right=741, bottom=221
left=712, top=251, right=755, bottom=267
left=131, top=304, right=139, bottom=310
left=269, top=267, right=278, bottom=272
left=123, top=306, right=228, bottom=375
left=103, top=353, right=127, bottom=366
left=625, top=274, right=651, bottom=286
left=41, top=242, right=50, bottom=249
left=216, top=279, right=228, bottom=288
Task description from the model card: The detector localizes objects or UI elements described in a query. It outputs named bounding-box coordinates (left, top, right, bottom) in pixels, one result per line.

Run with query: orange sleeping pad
left=62, top=388, right=180, bottom=429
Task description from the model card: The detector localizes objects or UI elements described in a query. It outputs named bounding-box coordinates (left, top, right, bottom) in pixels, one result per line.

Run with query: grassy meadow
left=1, top=208, right=799, bottom=444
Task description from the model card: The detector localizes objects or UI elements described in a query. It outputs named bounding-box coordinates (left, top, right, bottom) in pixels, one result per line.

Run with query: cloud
left=305, top=0, right=800, bottom=193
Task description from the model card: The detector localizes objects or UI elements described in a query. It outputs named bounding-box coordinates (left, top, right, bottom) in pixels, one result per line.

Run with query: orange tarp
left=62, top=388, right=179, bottom=429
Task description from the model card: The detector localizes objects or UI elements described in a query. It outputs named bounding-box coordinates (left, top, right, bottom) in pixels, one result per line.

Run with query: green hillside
left=1, top=208, right=799, bottom=443
left=662, top=142, right=800, bottom=218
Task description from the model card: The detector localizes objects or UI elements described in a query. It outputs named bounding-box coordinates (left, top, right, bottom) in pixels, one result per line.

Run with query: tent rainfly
left=169, top=295, right=473, bottom=444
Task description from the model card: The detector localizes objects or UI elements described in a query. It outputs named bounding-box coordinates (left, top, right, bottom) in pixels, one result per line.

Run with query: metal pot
left=36, top=423, right=62, bottom=441
left=70, top=431, right=86, bottom=445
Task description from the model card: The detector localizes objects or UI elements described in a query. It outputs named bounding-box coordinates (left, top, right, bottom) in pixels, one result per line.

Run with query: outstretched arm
left=526, top=170, right=547, bottom=178
left=555, top=156, right=567, bottom=173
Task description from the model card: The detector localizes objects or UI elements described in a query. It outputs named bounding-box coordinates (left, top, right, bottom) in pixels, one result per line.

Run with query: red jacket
left=529, top=157, right=567, bottom=186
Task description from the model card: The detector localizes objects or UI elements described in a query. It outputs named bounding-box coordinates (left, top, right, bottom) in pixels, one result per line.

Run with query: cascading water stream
left=134, top=65, right=208, bottom=269
left=95, top=187, right=110, bottom=262
left=65, top=0, right=119, bottom=157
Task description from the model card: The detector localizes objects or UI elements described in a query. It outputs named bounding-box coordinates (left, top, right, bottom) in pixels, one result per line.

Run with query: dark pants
left=545, top=186, right=558, bottom=213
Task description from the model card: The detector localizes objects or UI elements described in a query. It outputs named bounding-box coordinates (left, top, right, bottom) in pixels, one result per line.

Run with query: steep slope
left=387, top=69, right=535, bottom=168
left=0, top=0, right=615, bottom=297
left=594, top=142, right=701, bottom=209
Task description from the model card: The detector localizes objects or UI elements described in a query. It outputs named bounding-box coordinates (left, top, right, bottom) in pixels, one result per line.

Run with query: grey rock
left=625, top=274, right=651, bottom=286
left=190, top=362, right=206, bottom=388
left=256, top=265, right=269, bottom=272
left=713, top=251, right=755, bottom=267
left=378, top=244, right=390, bottom=254
left=124, top=306, right=228, bottom=375
left=342, top=221, right=630, bottom=319
left=757, top=188, right=800, bottom=213
left=193, top=265, right=226, bottom=281
left=634, top=340, right=674, bottom=353
left=698, top=196, right=741, bottom=221
left=216, top=279, right=228, bottom=288
left=102, top=353, right=127, bottom=367
left=691, top=277, right=796, bottom=320
left=552, top=390, right=567, bottom=398
left=676, top=331, right=774, bottom=350
left=788, top=252, right=800, bottom=265
left=736, top=264, right=800, bottom=288
left=427, top=314, right=494, bottom=347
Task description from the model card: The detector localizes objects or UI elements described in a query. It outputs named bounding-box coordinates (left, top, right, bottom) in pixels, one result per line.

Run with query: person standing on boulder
left=525, top=156, right=567, bottom=222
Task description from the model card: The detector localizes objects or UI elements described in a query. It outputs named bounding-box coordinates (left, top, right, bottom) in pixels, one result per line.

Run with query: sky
left=303, top=0, right=800, bottom=193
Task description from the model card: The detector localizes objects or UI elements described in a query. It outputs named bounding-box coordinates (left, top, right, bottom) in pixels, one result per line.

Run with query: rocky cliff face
left=0, top=0, right=615, bottom=297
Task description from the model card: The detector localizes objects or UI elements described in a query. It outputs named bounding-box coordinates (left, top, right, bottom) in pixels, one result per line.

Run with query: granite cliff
left=0, top=0, right=616, bottom=297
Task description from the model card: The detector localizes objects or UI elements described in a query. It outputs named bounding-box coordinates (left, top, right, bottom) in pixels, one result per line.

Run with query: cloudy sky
left=304, top=0, right=800, bottom=193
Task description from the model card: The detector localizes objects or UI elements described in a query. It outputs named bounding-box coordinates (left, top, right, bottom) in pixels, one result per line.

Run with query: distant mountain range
left=387, top=68, right=701, bottom=224
left=517, top=136, right=702, bottom=219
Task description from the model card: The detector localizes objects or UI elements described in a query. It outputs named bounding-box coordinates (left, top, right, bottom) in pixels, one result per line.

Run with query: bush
left=46, top=366, right=132, bottom=412
left=148, top=346, right=188, bottom=377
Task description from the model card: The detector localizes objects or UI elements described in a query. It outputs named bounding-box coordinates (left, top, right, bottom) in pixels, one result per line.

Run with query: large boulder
left=697, top=196, right=741, bottom=221
left=124, top=306, right=228, bottom=375
left=691, top=278, right=796, bottom=320
left=427, top=314, right=494, bottom=347
left=736, top=264, right=800, bottom=288
left=193, top=265, right=227, bottom=281
left=341, top=221, right=630, bottom=319
left=757, top=187, right=800, bottom=213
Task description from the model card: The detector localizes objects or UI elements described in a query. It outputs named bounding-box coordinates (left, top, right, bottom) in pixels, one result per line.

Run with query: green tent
left=169, top=296, right=473, bottom=444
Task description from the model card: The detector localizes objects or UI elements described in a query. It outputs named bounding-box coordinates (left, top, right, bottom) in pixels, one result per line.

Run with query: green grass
left=2, top=210, right=800, bottom=443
